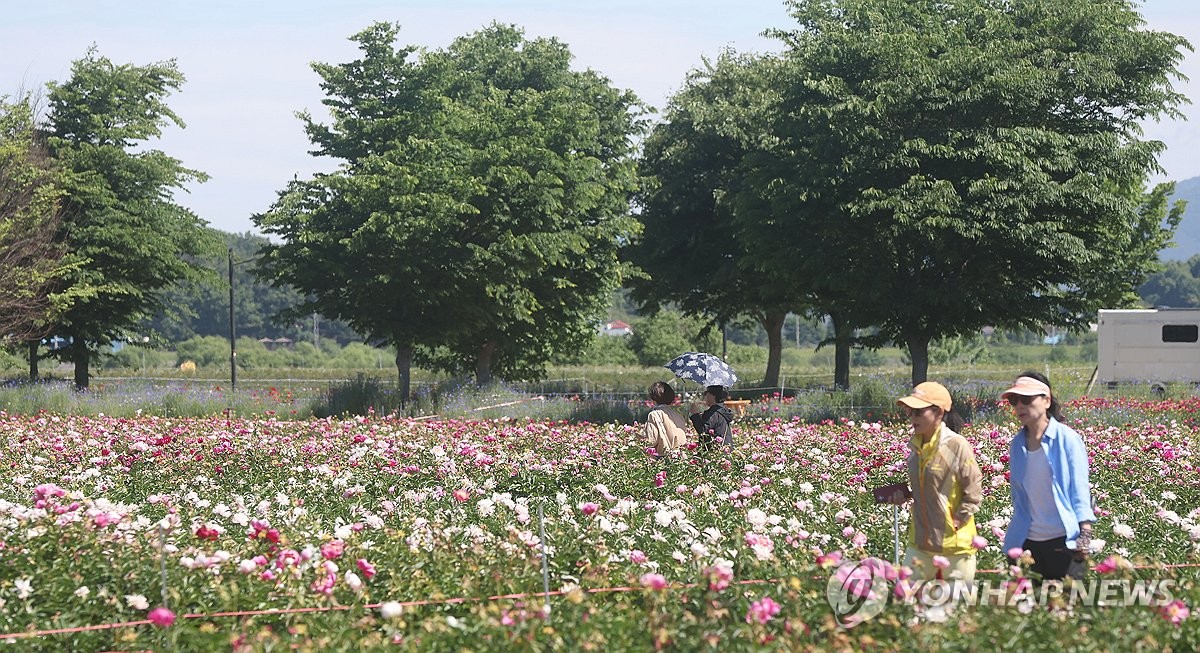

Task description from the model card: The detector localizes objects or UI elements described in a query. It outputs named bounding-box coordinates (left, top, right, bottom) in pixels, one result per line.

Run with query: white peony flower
left=379, top=601, right=404, bottom=619
left=746, top=508, right=768, bottom=530
left=474, top=498, right=496, bottom=517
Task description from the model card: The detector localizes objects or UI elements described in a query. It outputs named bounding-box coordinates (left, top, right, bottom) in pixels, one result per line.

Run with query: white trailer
left=1097, top=308, right=1200, bottom=388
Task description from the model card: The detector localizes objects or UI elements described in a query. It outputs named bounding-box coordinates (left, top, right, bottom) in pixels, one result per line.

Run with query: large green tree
left=256, top=22, right=645, bottom=392
left=765, top=0, right=1190, bottom=384
left=630, top=50, right=801, bottom=388
left=0, top=95, right=74, bottom=353
left=45, top=49, right=221, bottom=389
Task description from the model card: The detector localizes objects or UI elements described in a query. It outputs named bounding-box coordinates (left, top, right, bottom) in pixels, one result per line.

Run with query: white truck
left=1096, top=308, right=1200, bottom=392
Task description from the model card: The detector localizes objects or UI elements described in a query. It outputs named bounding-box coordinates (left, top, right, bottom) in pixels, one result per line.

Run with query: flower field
left=0, top=399, right=1198, bottom=651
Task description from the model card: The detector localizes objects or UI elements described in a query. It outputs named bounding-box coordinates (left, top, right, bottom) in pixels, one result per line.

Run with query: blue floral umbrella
left=663, top=352, right=738, bottom=388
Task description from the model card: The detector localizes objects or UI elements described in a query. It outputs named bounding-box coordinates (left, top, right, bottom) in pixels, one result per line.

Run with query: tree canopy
left=1139, top=251, right=1200, bottom=308
left=256, top=22, right=646, bottom=393
left=0, top=95, right=75, bottom=347
left=45, top=48, right=221, bottom=389
left=629, top=50, right=801, bottom=388
left=759, top=0, right=1191, bottom=384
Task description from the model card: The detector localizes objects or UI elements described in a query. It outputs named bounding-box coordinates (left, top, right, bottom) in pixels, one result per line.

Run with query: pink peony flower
left=453, top=488, right=471, bottom=503
left=745, top=596, right=781, bottom=624
left=310, top=572, right=336, bottom=595
left=1093, top=556, right=1119, bottom=574
left=275, top=549, right=301, bottom=568
left=932, top=555, right=950, bottom=570
left=579, top=502, right=599, bottom=516
left=745, top=533, right=775, bottom=560
left=356, top=558, right=377, bottom=579
left=92, top=512, right=122, bottom=528
left=147, top=607, right=175, bottom=627
left=705, top=561, right=734, bottom=591
left=639, top=573, right=668, bottom=591
left=321, top=540, right=345, bottom=560
left=629, top=550, right=648, bottom=564
left=971, top=535, right=988, bottom=550
left=1007, top=547, right=1025, bottom=560
left=835, top=563, right=882, bottom=601
left=1160, top=600, right=1190, bottom=626
left=815, top=550, right=843, bottom=569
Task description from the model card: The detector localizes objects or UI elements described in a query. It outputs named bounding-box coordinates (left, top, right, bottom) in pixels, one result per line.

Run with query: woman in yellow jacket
left=892, top=382, right=984, bottom=582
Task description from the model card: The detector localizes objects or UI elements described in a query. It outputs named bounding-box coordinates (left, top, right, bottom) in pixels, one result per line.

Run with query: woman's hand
left=1075, top=526, right=1093, bottom=557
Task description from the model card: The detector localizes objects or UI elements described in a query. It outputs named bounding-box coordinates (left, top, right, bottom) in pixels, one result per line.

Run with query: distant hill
left=1160, top=176, right=1200, bottom=261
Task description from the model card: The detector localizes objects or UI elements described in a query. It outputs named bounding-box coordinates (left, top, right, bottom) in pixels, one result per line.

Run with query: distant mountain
left=1160, top=176, right=1200, bottom=261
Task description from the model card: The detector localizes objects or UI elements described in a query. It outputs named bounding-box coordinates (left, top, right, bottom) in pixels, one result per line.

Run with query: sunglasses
left=903, top=405, right=932, bottom=417
left=1006, top=395, right=1044, bottom=406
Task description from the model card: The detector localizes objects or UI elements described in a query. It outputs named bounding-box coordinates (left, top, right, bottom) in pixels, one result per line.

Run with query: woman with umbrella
left=663, top=352, right=738, bottom=451
left=690, top=385, right=734, bottom=450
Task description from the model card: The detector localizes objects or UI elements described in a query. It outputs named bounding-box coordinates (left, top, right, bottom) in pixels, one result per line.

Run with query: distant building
left=601, top=320, right=633, bottom=337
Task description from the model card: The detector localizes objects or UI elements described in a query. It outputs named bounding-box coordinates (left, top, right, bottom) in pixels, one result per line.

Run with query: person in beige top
left=644, top=381, right=689, bottom=457
left=885, top=382, right=984, bottom=583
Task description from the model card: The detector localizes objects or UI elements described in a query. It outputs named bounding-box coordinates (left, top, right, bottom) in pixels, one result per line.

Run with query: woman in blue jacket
left=1001, top=371, right=1095, bottom=580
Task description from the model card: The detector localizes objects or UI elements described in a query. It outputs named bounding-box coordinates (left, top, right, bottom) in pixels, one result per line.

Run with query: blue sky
left=3, top=0, right=1196, bottom=234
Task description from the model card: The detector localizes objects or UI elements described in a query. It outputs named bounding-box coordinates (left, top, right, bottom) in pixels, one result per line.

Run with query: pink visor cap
left=999, top=376, right=1051, bottom=401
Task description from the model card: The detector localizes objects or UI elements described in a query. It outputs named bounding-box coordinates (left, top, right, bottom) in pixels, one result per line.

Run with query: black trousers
left=1024, top=536, right=1086, bottom=581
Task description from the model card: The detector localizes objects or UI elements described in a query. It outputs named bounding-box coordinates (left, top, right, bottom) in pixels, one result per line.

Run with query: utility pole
left=228, top=248, right=237, bottom=392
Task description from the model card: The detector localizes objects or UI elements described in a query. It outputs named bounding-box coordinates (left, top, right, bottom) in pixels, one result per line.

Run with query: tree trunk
left=906, top=334, right=931, bottom=386
left=394, top=344, right=413, bottom=406
left=27, top=341, right=39, bottom=382
left=761, top=311, right=786, bottom=390
left=831, top=312, right=851, bottom=391
left=72, top=337, right=89, bottom=391
left=476, top=340, right=496, bottom=386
